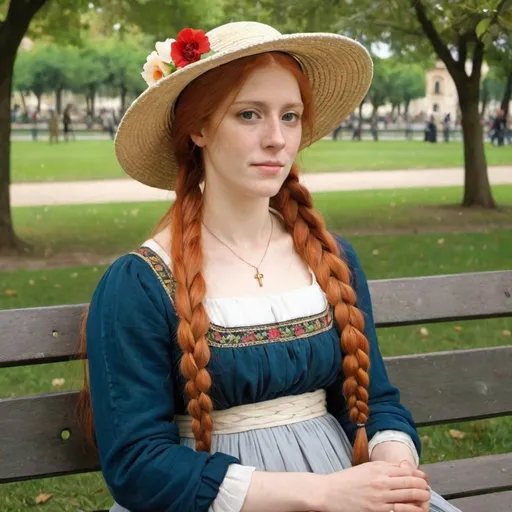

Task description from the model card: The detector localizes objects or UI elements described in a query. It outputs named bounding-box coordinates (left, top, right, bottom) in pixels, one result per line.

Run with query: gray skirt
left=111, top=413, right=461, bottom=511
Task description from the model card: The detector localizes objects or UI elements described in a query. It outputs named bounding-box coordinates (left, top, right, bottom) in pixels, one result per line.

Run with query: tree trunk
left=90, top=87, right=96, bottom=118
left=55, top=86, right=62, bottom=114
left=501, top=70, right=512, bottom=119
left=36, top=92, right=41, bottom=113
left=0, top=55, right=21, bottom=252
left=404, top=100, right=410, bottom=115
left=120, top=86, right=127, bottom=112
left=458, top=80, right=496, bottom=208
left=480, top=87, right=489, bottom=118
left=19, top=91, right=28, bottom=115
left=0, top=0, right=47, bottom=254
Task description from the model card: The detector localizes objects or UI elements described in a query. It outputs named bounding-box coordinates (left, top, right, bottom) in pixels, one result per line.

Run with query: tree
left=336, top=0, right=512, bottom=208
left=367, top=57, right=393, bottom=119
left=1, top=0, right=49, bottom=253
left=0, top=0, right=220, bottom=254
left=388, top=63, right=426, bottom=117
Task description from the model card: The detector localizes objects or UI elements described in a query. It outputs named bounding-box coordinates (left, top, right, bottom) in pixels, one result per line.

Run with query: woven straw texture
left=114, top=21, right=373, bottom=190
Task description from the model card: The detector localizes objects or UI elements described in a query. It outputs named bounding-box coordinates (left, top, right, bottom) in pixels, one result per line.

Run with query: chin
left=249, top=179, right=286, bottom=198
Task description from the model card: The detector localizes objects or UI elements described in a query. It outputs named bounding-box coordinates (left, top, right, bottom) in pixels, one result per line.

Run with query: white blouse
left=142, top=239, right=419, bottom=512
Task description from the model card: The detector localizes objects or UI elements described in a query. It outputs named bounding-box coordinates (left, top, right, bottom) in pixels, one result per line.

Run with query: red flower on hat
left=171, top=28, right=211, bottom=68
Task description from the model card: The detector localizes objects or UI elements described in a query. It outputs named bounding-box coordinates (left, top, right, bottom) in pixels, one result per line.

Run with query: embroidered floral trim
left=132, top=246, right=333, bottom=347
left=131, top=247, right=177, bottom=305
left=206, top=309, right=333, bottom=347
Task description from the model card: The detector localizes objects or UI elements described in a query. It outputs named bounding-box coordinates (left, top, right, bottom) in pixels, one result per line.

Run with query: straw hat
left=114, top=21, right=373, bottom=190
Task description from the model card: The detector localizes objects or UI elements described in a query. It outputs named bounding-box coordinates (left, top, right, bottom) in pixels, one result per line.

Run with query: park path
left=10, top=166, right=512, bottom=207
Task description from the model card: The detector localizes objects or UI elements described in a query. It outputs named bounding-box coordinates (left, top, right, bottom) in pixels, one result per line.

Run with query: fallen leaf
left=92, top=267, right=99, bottom=272
left=94, top=488, right=105, bottom=494
left=454, top=326, right=463, bottom=332
left=437, top=238, right=445, bottom=245
left=35, top=493, right=53, bottom=505
left=29, top=280, right=36, bottom=286
left=68, top=498, right=80, bottom=507
left=503, top=330, right=511, bottom=337
left=4, top=289, right=17, bottom=296
left=420, top=435, right=430, bottom=442
left=52, top=378, right=65, bottom=387
left=372, top=249, right=380, bottom=256
left=70, top=273, right=78, bottom=278
left=420, top=327, right=429, bottom=338
left=448, top=429, right=465, bottom=440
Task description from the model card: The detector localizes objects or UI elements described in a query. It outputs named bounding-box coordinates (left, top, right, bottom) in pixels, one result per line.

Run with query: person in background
left=48, top=110, right=59, bottom=144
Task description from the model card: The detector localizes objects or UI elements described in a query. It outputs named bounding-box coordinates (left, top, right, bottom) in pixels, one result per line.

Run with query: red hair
left=78, top=52, right=371, bottom=465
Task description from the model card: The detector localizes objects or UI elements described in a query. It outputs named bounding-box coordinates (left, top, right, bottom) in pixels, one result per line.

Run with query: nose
left=261, top=117, right=286, bottom=150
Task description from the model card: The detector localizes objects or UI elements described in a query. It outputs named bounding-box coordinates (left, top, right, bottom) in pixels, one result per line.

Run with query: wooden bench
left=1, top=270, right=511, bottom=511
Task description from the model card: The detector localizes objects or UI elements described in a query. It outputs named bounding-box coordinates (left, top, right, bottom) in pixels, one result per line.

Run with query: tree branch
left=1, top=0, right=47, bottom=57
left=457, top=33, right=468, bottom=71
left=411, top=0, right=462, bottom=81
left=471, top=39, right=485, bottom=83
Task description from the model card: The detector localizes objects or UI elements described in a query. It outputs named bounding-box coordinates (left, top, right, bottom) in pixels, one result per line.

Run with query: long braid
left=273, top=164, right=371, bottom=465
left=170, top=165, right=214, bottom=452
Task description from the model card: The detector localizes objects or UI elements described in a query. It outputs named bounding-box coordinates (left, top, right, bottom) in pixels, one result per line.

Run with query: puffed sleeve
left=325, top=236, right=422, bottom=457
left=86, top=254, right=240, bottom=512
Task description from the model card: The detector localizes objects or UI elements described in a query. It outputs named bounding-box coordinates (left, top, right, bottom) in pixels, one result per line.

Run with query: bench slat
left=0, top=392, right=99, bottom=483
left=1, top=270, right=511, bottom=367
left=423, top=452, right=512, bottom=499
left=1, top=345, right=512, bottom=483
left=386, top=346, right=512, bottom=425
left=449, top=490, right=512, bottom=511
left=0, top=304, right=84, bottom=367
left=370, top=270, right=512, bottom=327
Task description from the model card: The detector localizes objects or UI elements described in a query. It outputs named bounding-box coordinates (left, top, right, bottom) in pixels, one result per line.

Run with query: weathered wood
left=0, top=304, right=85, bottom=367
left=0, top=271, right=511, bottom=367
left=0, top=392, right=99, bottom=483
left=449, top=490, right=512, bottom=511
left=386, top=346, right=512, bottom=425
left=2, top=343, right=512, bottom=482
left=423, top=452, right=512, bottom=499
left=370, top=270, right=512, bottom=327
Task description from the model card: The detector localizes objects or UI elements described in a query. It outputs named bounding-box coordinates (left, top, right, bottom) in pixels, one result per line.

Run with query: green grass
left=10, top=139, right=512, bottom=182
left=10, top=185, right=512, bottom=261
left=1, top=189, right=511, bottom=510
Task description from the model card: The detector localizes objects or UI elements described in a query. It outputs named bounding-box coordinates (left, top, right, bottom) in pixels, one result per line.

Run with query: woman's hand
left=398, top=460, right=430, bottom=512
left=319, top=460, right=430, bottom=512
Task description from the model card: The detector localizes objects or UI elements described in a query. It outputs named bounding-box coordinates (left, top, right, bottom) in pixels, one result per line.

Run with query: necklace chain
left=202, top=214, right=274, bottom=287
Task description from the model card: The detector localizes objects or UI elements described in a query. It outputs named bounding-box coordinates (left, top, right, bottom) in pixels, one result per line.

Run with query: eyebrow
left=232, top=100, right=304, bottom=109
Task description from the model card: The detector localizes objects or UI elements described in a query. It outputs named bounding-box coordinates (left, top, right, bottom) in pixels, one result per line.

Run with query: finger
left=387, top=476, right=430, bottom=491
left=386, top=465, right=429, bottom=481
left=385, top=488, right=431, bottom=503
left=392, top=504, right=425, bottom=512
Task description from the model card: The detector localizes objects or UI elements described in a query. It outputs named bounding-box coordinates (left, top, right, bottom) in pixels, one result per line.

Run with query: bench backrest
left=1, top=270, right=511, bottom=483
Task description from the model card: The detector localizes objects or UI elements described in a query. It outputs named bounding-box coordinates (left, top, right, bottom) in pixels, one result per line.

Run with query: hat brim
left=114, top=32, right=373, bottom=190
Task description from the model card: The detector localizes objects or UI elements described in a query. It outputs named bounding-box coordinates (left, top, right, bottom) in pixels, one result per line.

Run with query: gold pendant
left=254, top=270, right=264, bottom=287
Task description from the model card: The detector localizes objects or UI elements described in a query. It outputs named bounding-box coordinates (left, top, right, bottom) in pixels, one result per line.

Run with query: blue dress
left=86, top=236, right=460, bottom=512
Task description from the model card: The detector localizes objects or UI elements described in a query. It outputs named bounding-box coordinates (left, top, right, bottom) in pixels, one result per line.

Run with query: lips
left=252, top=161, right=284, bottom=167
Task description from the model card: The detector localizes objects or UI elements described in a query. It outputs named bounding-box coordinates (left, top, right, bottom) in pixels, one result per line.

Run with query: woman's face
left=192, top=62, right=304, bottom=198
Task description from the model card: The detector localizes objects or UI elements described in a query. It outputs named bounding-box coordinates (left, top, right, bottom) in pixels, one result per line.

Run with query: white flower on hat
left=141, top=51, right=172, bottom=87
left=155, top=38, right=175, bottom=64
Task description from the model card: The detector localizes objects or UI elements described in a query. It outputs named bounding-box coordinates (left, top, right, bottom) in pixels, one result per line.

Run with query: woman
left=80, top=21, right=461, bottom=512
